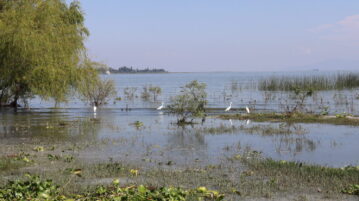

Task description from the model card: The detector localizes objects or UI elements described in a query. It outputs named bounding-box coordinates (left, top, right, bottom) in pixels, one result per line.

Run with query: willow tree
left=0, top=0, right=91, bottom=107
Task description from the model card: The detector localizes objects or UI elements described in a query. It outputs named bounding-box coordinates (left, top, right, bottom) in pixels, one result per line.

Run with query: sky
left=75, top=1, right=359, bottom=72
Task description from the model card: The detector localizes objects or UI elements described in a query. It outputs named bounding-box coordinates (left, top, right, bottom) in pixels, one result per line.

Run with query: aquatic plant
left=132, top=121, right=144, bottom=129
left=258, top=73, right=359, bottom=91
left=141, top=86, right=151, bottom=101
left=124, top=87, right=138, bottom=100
left=141, top=85, right=162, bottom=102
left=0, top=174, right=59, bottom=200
left=149, top=86, right=162, bottom=101
left=285, top=87, right=314, bottom=114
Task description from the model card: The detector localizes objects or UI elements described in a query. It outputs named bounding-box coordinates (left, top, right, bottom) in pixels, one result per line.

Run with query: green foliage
left=0, top=175, right=224, bottom=200
left=0, top=0, right=91, bottom=106
left=90, top=61, right=110, bottom=74
left=132, top=121, right=144, bottom=129
left=0, top=174, right=59, bottom=200
left=335, top=113, right=348, bottom=118
left=168, top=80, right=207, bottom=124
left=342, top=184, right=359, bottom=195
left=88, top=184, right=224, bottom=201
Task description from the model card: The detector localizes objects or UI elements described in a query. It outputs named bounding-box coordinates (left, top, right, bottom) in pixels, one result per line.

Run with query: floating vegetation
left=259, top=73, right=359, bottom=91
left=0, top=174, right=224, bottom=200
left=131, top=121, right=144, bottom=129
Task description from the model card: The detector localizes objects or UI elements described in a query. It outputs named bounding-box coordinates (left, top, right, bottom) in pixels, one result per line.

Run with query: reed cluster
left=258, top=73, right=359, bottom=91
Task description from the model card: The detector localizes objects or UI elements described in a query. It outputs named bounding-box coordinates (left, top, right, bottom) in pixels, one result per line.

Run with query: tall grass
left=259, top=73, right=359, bottom=91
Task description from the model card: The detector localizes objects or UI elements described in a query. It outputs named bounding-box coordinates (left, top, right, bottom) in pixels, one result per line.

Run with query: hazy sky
left=77, top=1, right=359, bottom=72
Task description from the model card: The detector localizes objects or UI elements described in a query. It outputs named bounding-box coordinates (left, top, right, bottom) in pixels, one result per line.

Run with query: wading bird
left=225, top=102, right=232, bottom=112
left=246, top=106, right=250, bottom=114
left=157, top=102, right=164, bottom=110
left=93, top=105, right=97, bottom=113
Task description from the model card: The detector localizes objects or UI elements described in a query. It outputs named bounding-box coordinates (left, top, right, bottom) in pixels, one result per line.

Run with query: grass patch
left=240, top=157, right=359, bottom=197
left=258, top=73, right=359, bottom=91
left=219, top=113, right=359, bottom=126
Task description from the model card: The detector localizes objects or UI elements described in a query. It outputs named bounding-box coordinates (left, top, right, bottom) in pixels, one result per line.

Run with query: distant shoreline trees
left=109, top=66, right=168, bottom=74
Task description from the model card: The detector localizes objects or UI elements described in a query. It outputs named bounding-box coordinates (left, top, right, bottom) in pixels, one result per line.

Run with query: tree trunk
left=9, top=95, right=20, bottom=108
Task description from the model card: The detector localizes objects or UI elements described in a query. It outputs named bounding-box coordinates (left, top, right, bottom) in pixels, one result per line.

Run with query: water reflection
left=275, top=136, right=317, bottom=156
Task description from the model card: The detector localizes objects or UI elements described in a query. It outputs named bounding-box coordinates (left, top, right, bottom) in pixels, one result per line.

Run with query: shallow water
left=28, top=72, right=359, bottom=115
left=2, top=72, right=359, bottom=168
left=1, top=107, right=358, bottom=168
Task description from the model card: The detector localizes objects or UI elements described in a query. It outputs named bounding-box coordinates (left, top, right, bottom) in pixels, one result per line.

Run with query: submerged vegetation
left=259, top=73, right=359, bottom=91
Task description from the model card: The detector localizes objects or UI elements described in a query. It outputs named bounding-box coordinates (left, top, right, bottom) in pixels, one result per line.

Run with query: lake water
left=1, top=72, right=359, bottom=168
left=29, top=72, right=359, bottom=115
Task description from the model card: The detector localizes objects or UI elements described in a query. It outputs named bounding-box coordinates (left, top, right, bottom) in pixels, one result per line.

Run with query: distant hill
left=109, top=66, right=168, bottom=74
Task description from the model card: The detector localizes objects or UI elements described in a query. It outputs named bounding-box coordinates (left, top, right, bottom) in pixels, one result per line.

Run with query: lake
left=1, top=72, right=359, bottom=168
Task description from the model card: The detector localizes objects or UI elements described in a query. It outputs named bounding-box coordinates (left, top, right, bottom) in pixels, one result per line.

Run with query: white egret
left=93, top=105, right=97, bottom=113
left=225, top=102, right=232, bottom=112
left=157, top=102, right=164, bottom=110
left=245, top=106, right=250, bottom=114
left=246, top=119, right=251, bottom=125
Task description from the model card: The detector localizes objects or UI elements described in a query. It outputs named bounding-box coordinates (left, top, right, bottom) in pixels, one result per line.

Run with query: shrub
left=78, top=78, right=117, bottom=107
left=168, top=80, right=207, bottom=124
left=149, top=86, right=162, bottom=101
